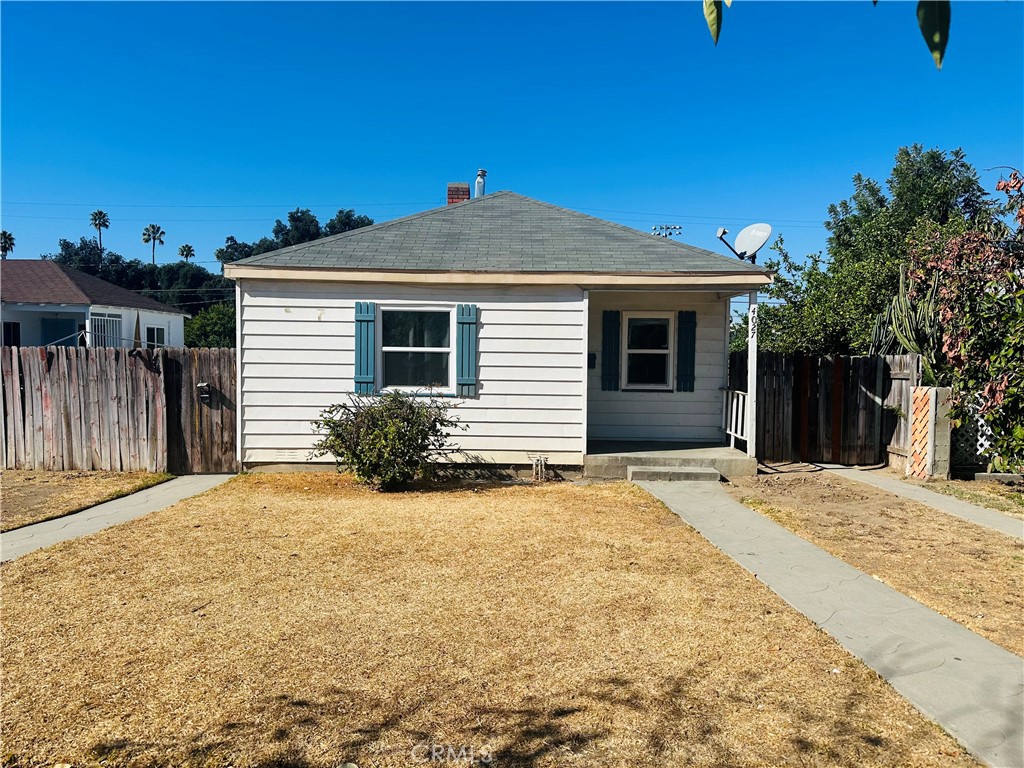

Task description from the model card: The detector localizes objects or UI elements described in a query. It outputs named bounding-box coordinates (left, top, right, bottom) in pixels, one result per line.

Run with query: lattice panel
left=952, top=406, right=994, bottom=468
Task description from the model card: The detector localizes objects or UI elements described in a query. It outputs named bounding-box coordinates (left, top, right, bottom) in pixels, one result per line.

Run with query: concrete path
left=818, top=464, right=1024, bottom=541
left=637, top=480, right=1024, bottom=768
left=1, top=474, right=234, bottom=563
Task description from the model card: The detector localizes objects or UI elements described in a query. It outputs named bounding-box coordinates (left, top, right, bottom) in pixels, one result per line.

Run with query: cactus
left=876, top=265, right=944, bottom=385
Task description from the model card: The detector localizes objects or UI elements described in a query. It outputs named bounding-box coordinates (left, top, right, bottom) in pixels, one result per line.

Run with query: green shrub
left=310, top=391, right=463, bottom=491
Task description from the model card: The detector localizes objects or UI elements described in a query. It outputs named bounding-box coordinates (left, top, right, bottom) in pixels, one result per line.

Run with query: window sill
left=621, top=386, right=674, bottom=393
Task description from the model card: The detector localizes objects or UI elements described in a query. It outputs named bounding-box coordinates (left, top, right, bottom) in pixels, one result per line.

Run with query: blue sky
left=2, top=1, right=1022, bottom=274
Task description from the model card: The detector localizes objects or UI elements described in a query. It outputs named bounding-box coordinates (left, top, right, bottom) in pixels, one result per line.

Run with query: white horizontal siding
left=239, top=280, right=586, bottom=465
left=587, top=291, right=728, bottom=442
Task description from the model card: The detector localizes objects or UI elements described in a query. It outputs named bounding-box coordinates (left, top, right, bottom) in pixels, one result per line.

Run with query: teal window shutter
left=456, top=304, right=479, bottom=397
left=354, top=301, right=376, bottom=394
left=601, top=311, right=620, bottom=391
left=676, top=310, right=696, bottom=392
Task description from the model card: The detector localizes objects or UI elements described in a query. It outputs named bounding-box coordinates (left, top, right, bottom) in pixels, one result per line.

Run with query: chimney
left=447, top=182, right=470, bottom=205
left=475, top=169, right=487, bottom=198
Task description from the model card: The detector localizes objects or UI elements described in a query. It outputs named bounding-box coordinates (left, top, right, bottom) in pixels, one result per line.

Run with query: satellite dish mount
left=717, top=223, right=772, bottom=264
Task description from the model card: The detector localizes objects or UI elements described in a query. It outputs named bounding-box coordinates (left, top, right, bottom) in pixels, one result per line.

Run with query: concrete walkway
left=1, top=474, right=234, bottom=562
left=637, top=480, right=1024, bottom=768
left=818, top=464, right=1024, bottom=541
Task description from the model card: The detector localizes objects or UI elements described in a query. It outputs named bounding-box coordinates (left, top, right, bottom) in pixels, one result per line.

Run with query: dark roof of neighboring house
left=229, top=191, right=770, bottom=275
left=0, top=260, right=188, bottom=315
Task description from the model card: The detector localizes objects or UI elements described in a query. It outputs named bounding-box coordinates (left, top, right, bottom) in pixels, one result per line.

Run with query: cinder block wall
left=907, top=386, right=951, bottom=480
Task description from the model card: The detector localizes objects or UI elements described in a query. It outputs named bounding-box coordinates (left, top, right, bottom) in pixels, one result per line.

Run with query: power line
left=0, top=200, right=437, bottom=209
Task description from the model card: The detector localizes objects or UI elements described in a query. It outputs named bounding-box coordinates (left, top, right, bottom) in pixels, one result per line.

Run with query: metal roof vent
left=475, top=169, right=487, bottom=198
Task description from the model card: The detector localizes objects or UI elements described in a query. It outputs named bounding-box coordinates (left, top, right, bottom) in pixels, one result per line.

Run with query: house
left=0, top=260, right=187, bottom=348
left=224, top=179, right=770, bottom=472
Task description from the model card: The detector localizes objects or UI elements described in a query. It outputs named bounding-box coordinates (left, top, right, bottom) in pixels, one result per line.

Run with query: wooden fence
left=729, top=352, right=920, bottom=465
left=1, top=346, right=237, bottom=474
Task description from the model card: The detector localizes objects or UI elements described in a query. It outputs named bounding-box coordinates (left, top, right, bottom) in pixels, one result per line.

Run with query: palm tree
left=141, top=224, right=166, bottom=265
left=178, top=244, right=195, bottom=262
left=90, top=210, right=110, bottom=251
left=0, top=230, right=13, bottom=260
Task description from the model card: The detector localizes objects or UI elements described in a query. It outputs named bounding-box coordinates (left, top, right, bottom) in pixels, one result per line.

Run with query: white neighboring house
left=0, top=260, right=187, bottom=348
left=224, top=186, right=771, bottom=470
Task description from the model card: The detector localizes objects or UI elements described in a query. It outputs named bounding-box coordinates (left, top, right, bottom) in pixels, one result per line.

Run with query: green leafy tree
left=0, top=230, right=13, bottom=260
left=760, top=146, right=997, bottom=355
left=324, top=208, right=374, bottom=236
left=184, top=301, right=236, bottom=348
left=251, top=237, right=279, bottom=255
left=214, top=235, right=254, bottom=265
left=272, top=208, right=322, bottom=248
left=141, top=223, right=166, bottom=265
left=702, top=0, right=952, bottom=69
left=178, top=243, right=195, bottom=262
left=90, top=210, right=110, bottom=251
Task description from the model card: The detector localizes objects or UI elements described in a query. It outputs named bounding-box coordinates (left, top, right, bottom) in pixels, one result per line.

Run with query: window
left=622, top=312, right=674, bottom=389
left=379, top=308, right=453, bottom=390
left=2, top=321, right=21, bottom=347
left=146, top=326, right=166, bottom=349
left=91, top=312, right=122, bottom=347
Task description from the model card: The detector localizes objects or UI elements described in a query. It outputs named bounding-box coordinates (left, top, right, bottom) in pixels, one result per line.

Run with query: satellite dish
left=734, top=223, right=772, bottom=259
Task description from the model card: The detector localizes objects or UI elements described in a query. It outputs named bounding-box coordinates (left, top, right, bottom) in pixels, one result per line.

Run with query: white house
left=224, top=184, right=770, bottom=472
left=0, top=260, right=187, bottom=349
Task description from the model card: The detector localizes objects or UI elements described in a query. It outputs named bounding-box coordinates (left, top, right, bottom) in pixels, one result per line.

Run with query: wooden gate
left=729, top=352, right=919, bottom=465
left=1, top=346, right=237, bottom=474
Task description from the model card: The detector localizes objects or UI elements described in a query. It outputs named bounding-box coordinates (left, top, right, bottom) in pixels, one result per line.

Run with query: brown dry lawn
left=725, top=469, right=1024, bottom=656
left=0, top=470, right=173, bottom=532
left=1, top=474, right=976, bottom=768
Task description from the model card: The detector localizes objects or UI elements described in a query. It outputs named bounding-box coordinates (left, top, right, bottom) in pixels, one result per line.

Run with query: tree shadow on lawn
left=75, top=670, right=928, bottom=768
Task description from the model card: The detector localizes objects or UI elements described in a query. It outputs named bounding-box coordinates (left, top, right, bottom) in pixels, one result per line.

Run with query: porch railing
left=723, top=389, right=748, bottom=447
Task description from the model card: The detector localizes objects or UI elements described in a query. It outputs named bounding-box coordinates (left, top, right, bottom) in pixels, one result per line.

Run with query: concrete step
left=626, top=465, right=721, bottom=482
left=585, top=451, right=755, bottom=480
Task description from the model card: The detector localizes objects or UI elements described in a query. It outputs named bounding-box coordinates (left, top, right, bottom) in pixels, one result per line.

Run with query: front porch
left=584, top=440, right=757, bottom=480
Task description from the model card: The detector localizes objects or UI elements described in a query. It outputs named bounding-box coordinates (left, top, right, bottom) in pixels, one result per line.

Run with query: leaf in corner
left=704, top=0, right=724, bottom=45
left=917, top=0, right=951, bottom=70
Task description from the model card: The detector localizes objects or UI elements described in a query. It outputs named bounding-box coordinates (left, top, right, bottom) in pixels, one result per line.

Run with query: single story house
left=224, top=185, right=770, bottom=470
left=0, top=260, right=187, bottom=348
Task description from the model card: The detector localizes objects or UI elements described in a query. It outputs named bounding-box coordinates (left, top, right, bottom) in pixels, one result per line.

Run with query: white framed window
left=378, top=306, right=455, bottom=392
left=145, top=325, right=166, bottom=349
left=90, top=312, right=122, bottom=347
left=621, top=312, right=674, bottom=390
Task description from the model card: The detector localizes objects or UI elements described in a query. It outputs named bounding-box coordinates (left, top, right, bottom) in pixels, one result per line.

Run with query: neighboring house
left=0, top=260, right=187, bottom=348
left=224, top=185, right=771, bottom=469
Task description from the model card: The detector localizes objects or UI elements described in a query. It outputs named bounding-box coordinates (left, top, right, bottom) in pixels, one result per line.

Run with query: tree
left=184, top=301, right=236, bottom=348
left=90, top=210, right=110, bottom=251
left=324, top=208, right=374, bottom=236
left=0, top=230, right=13, bottom=260
left=214, top=235, right=254, bottom=265
left=702, top=1, right=952, bottom=69
left=272, top=208, right=322, bottom=248
left=759, top=145, right=997, bottom=355
left=141, top=224, right=166, bottom=265
left=178, top=244, right=195, bottom=262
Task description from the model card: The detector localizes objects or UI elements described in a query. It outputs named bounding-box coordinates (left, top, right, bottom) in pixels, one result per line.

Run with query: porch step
left=627, top=465, right=721, bottom=482
left=584, top=450, right=756, bottom=480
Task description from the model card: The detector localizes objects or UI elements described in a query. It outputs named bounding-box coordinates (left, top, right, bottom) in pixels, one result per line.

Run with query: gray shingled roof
left=230, top=191, right=769, bottom=275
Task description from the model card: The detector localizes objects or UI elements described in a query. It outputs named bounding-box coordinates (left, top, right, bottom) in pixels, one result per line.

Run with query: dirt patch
left=725, top=469, right=1024, bottom=656
left=0, top=470, right=173, bottom=532
left=1, top=474, right=975, bottom=767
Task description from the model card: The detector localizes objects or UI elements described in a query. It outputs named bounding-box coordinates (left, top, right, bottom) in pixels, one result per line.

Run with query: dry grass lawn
left=725, top=469, right=1024, bottom=656
left=1, top=474, right=977, bottom=768
left=0, top=470, right=173, bottom=532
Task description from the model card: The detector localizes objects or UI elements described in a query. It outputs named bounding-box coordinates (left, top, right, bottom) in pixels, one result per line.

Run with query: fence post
left=746, top=292, right=758, bottom=459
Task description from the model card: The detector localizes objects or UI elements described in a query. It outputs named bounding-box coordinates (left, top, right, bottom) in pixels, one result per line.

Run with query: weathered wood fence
left=729, top=352, right=920, bottom=465
left=1, top=346, right=237, bottom=474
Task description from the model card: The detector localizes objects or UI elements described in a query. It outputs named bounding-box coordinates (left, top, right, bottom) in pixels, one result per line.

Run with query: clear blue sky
left=2, top=1, right=1022, bottom=274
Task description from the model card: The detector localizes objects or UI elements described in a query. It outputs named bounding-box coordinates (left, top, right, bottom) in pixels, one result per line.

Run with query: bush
left=310, top=391, right=463, bottom=490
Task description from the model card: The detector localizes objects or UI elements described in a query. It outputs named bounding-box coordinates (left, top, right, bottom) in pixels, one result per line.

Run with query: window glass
left=146, top=326, right=166, bottom=349
left=383, top=352, right=449, bottom=388
left=627, top=318, right=669, bottom=350
left=627, top=353, right=668, bottom=386
left=382, top=311, right=450, bottom=348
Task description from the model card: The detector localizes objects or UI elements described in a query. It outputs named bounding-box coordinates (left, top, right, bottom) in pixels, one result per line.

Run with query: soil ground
left=0, top=470, right=173, bottom=532
left=894, top=471, right=1024, bottom=518
left=0, top=473, right=976, bottom=768
left=725, top=467, right=1024, bottom=656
